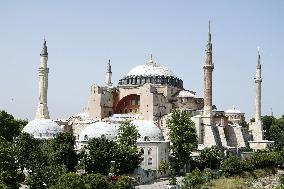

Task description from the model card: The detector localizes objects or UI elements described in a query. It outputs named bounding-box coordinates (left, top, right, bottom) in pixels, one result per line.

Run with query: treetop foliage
left=117, top=120, right=140, bottom=147
left=166, top=109, right=197, bottom=172
left=0, top=110, right=27, bottom=142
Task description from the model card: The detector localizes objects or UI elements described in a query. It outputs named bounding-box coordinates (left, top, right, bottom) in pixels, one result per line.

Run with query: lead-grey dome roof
left=79, top=122, right=119, bottom=141
left=22, top=119, right=62, bottom=139
left=79, top=120, right=164, bottom=142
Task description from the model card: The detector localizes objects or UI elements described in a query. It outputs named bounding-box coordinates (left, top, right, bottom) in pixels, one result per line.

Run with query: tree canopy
left=195, top=146, right=223, bottom=170
left=117, top=120, right=140, bottom=147
left=0, top=137, right=24, bottom=188
left=0, top=110, right=27, bottom=142
left=166, top=109, right=198, bottom=172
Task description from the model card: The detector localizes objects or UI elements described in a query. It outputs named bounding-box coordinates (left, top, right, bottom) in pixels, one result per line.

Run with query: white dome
left=132, top=120, right=164, bottom=141
left=126, top=60, right=175, bottom=78
left=22, top=119, right=62, bottom=139
left=177, top=90, right=197, bottom=98
left=225, top=107, right=242, bottom=114
left=79, top=122, right=119, bottom=141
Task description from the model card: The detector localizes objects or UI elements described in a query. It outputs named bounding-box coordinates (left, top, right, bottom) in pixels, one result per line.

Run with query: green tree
left=15, top=133, right=44, bottom=171
left=195, top=146, right=223, bottom=170
left=50, top=173, right=85, bottom=189
left=262, top=115, right=276, bottom=139
left=83, top=173, right=109, bottom=189
left=158, top=160, right=171, bottom=175
left=221, top=156, right=243, bottom=177
left=117, top=120, right=140, bottom=147
left=0, top=110, right=27, bottom=142
left=182, top=169, right=204, bottom=189
left=113, top=144, right=141, bottom=175
left=0, top=137, right=24, bottom=188
left=81, top=137, right=116, bottom=175
left=15, top=133, right=69, bottom=188
left=166, top=109, right=197, bottom=172
left=110, top=176, right=134, bottom=189
left=44, top=133, right=78, bottom=172
left=268, top=124, right=284, bottom=150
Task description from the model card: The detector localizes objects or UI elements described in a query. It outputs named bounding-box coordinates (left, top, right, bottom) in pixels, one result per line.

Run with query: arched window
left=144, top=136, right=150, bottom=141
left=140, top=148, right=144, bottom=154
left=148, top=148, right=152, bottom=155
left=84, top=135, right=88, bottom=140
left=148, top=157, right=153, bottom=165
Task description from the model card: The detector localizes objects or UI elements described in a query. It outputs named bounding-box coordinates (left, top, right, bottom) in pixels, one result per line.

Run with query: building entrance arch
left=115, top=94, right=140, bottom=114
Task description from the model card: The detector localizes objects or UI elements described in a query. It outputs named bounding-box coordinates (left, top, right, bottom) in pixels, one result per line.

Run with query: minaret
left=105, top=59, right=113, bottom=87
left=35, top=40, right=50, bottom=119
left=252, top=48, right=264, bottom=140
left=203, top=21, right=214, bottom=125
left=255, top=48, right=262, bottom=122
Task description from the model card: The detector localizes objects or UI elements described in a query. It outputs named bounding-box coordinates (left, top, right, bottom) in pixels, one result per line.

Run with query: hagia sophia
left=22, top=23, right=273, bottom=182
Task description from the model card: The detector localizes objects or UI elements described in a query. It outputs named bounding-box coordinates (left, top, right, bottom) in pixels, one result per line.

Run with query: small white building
left=76, top=119, right=170, bottom=182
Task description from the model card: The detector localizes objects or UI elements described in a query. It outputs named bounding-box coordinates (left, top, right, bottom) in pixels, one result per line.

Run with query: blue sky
left=0, top=1, right=283, bottom=121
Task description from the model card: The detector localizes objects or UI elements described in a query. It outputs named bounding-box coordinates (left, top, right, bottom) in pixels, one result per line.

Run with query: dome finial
left=148, top=54, right=154, bottom=64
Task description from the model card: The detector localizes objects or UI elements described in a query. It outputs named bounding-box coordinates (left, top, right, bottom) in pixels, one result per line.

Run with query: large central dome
left=118, top=55, right=183, bottom=88
left=127, top=58, right=175, bottom=77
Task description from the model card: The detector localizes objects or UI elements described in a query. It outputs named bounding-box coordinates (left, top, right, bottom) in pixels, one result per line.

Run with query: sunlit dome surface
left=225, top=106, right=242, bottom=114
left=79, top=120, right=164, bottom=142
left=22, top=119, right=62, bottom=139
left=79, top=122, right=119, bottom=141
left=132, top=120, right=164, bottom=141
left=177, top=90, right=197, bottom=98
left=126, top=58, right=176, bottom=77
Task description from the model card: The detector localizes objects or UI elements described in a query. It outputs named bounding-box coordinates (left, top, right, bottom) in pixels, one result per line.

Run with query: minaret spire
left=203, top=21, right=214, bottom=124
left=255, top=48, right=262, bottom=123
left=35, top=40, right=50, bottom=119
left=105, top=59, right=113, bottom=87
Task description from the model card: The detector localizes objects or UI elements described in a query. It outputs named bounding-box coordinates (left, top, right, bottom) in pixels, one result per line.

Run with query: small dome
left=79, top=122, right=118, bottom=141
left=132, top=120, right=164, bottom=141
left=126, top=57, right=175, bottom=77
left=79, top=120, right=164, bottom=142
left=225, top=106, right=242, bottom=114
left=177, top=90, right=197, bottom=98
left=22, top=119, right=62, bottom=139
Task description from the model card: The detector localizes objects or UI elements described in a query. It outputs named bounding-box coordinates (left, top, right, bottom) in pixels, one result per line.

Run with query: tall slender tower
left=252, top=48, right=264, bottom=140
left=203, top=21, right=214, bottom=125
left=105, top=59, right=113, bottom=87
left=35, top=40, right=50, bottom=119
left=255, top=49, right=262, bottom=122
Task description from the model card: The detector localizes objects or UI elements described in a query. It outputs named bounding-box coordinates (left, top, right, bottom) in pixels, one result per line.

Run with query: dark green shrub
left=195, top=146, right=223, bottom=170
left=221, top=156, right=243, bottom=177
left=182, top=169, right=205, bottom=189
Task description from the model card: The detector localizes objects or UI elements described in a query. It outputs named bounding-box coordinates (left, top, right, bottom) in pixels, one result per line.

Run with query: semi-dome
left=79, top=122, right=119, bottom=141
left=22, top=119, right=62, bottom=139
left=132, top=120, right=164, bottom=141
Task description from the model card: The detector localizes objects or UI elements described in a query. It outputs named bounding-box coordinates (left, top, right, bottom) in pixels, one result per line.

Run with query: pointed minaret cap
left=40, top=39, right=48, bottom=57
left=257, top=47, right=261, bottom=69
left=107, top=59, right=112, bottom=73
left=206, top=20, right=212, bottom=52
